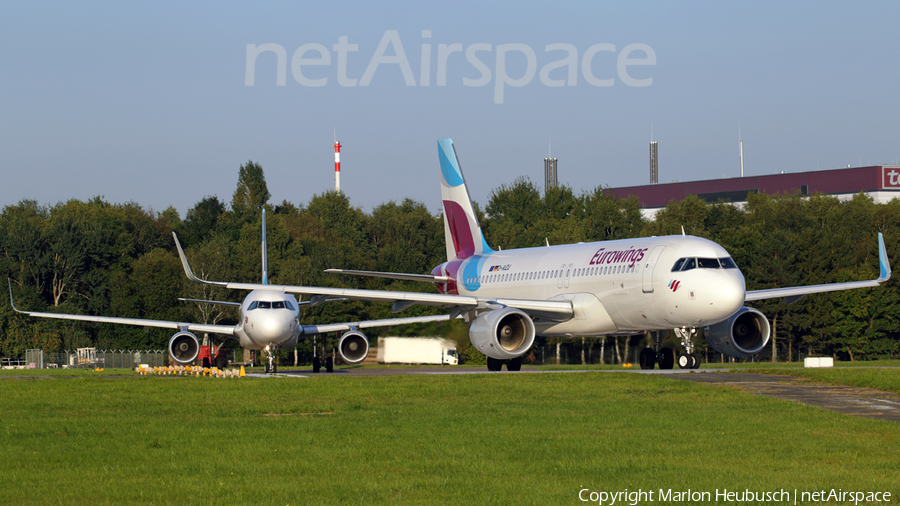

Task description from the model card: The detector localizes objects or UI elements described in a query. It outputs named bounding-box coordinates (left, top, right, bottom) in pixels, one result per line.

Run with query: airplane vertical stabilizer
left=261, top=207, right=268, bottom=285
left=438, top=138, right=494, bottom=261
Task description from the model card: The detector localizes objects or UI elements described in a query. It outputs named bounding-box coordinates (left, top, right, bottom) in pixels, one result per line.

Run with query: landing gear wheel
left=677, top=352, right=691, bottom=369
left=689, top=353, right=699, bottom=369
left=326, top=356, right=333, bottom=373
left=264, top=362, right=271, bottom=374
left=507, top=357, right=522, bottom=371
left=639, top=348, right=656, bottom=370
left=657, top=348, right=675, bottom=370
left=487, top=357, right=503, bottom=372
left=272, top=363, right=277, bottom=374
left=313, top=357, right=321, bottom=373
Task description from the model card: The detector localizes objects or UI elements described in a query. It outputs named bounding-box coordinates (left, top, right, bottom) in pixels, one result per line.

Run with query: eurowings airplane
left=9, top=209, right=455, bottom=373
left=174, top=138, right=890, bottom=371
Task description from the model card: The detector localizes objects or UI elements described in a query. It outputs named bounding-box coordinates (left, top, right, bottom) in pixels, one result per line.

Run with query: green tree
left=232, top=160, right=270, bottom=215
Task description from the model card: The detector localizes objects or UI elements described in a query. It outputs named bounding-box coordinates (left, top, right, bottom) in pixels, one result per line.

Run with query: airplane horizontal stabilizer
left=179, top=298, right=242, bottom=308
left=325, top=268, right=450, bottom=283
left=303, top=313, right=461, bottom=335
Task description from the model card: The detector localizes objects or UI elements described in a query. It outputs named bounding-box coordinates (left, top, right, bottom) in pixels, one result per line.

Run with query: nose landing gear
left=264, top=345, right=278, bottom=374
left=673, top=327, right=700, bottom=369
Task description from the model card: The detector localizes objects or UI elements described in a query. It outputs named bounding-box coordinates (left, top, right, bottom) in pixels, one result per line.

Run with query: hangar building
left=604, top=164, right=900, bottom=219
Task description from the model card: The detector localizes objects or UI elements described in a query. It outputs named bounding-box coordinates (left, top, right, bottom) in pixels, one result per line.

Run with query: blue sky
left=2, top=1, right=898, bottom=217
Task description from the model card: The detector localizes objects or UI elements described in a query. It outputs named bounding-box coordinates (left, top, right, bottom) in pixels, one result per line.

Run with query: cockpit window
left=698, top=258, right=720, bottom=269
left=272, top=301, right=285, bottom=309
left=248, top=301, right=258, bottom=310
left=673, top=256, right=737, bottom=271
left=257, top=301, right=271, bottom=309
left=283, top=300, right=295, bottom=311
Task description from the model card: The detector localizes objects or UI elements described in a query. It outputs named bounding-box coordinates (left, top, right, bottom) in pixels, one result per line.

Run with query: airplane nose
left=709, top=272, right=745, bottom=317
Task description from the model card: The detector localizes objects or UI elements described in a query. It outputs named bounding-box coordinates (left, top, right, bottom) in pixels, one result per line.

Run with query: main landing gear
left=638, top=328, right=700, bottom=370
left=486, top=356, right=522, bottom=372
left=310, top=335, right=334, bottom=374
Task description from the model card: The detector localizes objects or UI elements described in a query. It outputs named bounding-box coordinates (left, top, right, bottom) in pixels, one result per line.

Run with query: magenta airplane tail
left=438, top=139, right=495, bottom=261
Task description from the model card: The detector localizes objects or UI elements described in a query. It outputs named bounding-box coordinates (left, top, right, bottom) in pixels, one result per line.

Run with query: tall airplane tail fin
left=438, top=138, right=494, bottom=261
left=261, top=207, right=268, bottom=285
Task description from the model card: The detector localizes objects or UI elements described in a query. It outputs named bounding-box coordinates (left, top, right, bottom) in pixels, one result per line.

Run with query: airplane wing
left=745, top=232, right=891, bottom=303
left=325, top=268, right=451, bottom=283
left=10, top=281, right=236, bottom=336
left=174, top=234, right=574, bottom=320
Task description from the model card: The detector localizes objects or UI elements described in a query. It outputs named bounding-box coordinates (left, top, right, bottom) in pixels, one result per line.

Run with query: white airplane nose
left=707, top=273, right=746, bottom=319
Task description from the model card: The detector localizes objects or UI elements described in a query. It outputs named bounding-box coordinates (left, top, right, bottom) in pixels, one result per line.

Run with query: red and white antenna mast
left=333, top=140, right=342, bottom=192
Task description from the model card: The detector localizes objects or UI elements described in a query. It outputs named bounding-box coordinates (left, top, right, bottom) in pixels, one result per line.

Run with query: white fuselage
left=448, top=236, right=746, bottom=336
left=233, top=290, right=302, bottom=350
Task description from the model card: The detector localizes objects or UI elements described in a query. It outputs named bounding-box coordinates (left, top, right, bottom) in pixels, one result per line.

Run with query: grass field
left=1, top=370, right=898, bottom=505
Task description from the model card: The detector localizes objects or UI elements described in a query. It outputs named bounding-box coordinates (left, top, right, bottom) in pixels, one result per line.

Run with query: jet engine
left=168, top=330, right=200, bottom=364
left=338, top=329, right=370, bottom=364
left=704, top=306, right=771, bottom=358
left=469, top=308, right=535, bottom=360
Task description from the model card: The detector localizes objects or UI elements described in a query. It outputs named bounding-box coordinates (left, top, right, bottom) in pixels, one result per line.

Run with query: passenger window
left=719, top=257, right=737, bottom=269
left=671, top=258, right=686, bottom=272
left=698, top=258, right=720, bottom=269
left=681, top=258, right=696, bottom=271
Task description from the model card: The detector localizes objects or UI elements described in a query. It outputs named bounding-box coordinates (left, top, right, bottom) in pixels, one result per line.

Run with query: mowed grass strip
left=1, top=372, right=897, bottom=505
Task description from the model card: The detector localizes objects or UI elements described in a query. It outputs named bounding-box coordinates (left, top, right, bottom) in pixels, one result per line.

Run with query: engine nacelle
left=469, top=308, right=536, bottom=360
left=704, top=306, right=771, bottom=358
left=168, top=330, right=200, bottom=364
left=338, top=330, right=370, bottom=365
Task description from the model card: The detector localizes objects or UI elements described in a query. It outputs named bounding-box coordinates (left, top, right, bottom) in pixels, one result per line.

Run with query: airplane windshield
left=248, top=300, right=296, bottom=310
left=672, top=256, right=738, bottom=271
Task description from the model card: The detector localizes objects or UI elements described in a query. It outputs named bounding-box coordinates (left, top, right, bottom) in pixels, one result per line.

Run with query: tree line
left=1, top=163, right=897, bottom=362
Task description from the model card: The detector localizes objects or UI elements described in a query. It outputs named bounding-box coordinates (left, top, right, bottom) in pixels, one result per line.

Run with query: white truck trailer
left=377, top=337, right=459, bottom=365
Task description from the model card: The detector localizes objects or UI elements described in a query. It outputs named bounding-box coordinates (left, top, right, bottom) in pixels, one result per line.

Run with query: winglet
left=877, top=232, right=891, bottom=282
left=8, top=279, right=27, bottom=314
left=172, top=233, right=228, bottom=287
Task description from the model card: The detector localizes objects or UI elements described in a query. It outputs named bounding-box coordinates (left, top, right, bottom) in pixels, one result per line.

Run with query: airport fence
left=41, top=350, right=169, bottom=369
left=1, top=349, right=245, bottom=369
